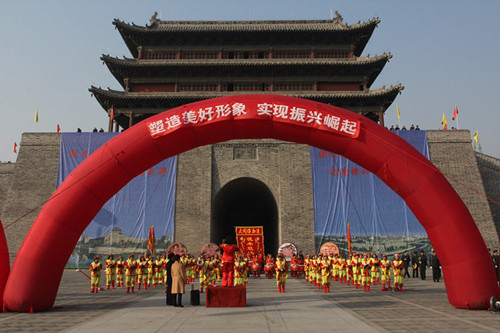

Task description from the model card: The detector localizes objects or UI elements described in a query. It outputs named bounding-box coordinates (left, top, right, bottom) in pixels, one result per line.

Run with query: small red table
left=206, top=286, right=246, bottom=307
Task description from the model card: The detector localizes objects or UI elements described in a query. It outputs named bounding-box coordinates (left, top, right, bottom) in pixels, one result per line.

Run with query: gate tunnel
left=211, top=177, right=279, bottom=255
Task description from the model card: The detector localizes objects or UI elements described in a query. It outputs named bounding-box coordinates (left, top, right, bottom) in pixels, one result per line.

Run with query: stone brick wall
left=475, top=152, right=500, bottom=249
left=174, top=145, right=212, bottom=252
left=0, top=162, right=15, bottom=214
left=427, top=130, right=499, bottom=250
left=0, top=133, right=61, bottom=262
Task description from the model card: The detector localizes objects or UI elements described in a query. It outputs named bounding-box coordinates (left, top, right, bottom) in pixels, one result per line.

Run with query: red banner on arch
left=235, top=226, right=264, bottom=257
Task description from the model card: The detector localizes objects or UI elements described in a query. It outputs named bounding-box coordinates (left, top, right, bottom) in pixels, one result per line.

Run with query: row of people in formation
left=88, top=251, right=405, bottom=294
left=88, top=251, right=262, bottom=294
left=303, top=252, right=405, bottom=293
left=88, top=251, right=292, bottom=294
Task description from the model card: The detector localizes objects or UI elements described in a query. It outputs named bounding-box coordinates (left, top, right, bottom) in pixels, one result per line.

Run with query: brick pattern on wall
left=427, top=130, right=499, bottom=250
left=0, top=133, right=61, bottom=262
left=475, top=152, right=500, bottom=247
left=0, top=163, right=16, bottom=214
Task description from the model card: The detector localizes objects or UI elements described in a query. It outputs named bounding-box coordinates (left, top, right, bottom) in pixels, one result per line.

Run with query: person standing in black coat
left=411, top=252, right=419, bottom=278
left=419, top=251, right=427, bottom=280
left=430, top=250, right=441, bottom=282
left=165, top=252, right=175, bottom=306
left=402, top=251, right=411, bottom=278
left=492, top=250, right=499, bottom=281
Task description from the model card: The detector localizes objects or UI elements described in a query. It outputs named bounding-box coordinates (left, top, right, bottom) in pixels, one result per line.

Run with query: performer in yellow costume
left=380, top=254, right=391, bottom=291
left=196, top=255, right=208, bottom=293
left=189, top=254, right=197, bottom=284
left=361, top=253, right=371, bottom=292
left=304, top=255, right=311, bottom=282
left=147, top=255, right=155, bottom=288
left=115, top=255, right=125, bottom=287
left=320, top=255, right=332, bottom=293
left=275, top=254, right=288, bottom=293
left=352, top=253, right=361, bottom=289
left=314, top=254, right=322, bottom=289
left=90, top=255, right=102, bottom=293
left=214, top=254, right=221, bottom=282
left=136, top=255, right=148, bottom=290
left=234, top=254, right=246, bottom=287
left=155, top=254, right=164, bottom=287
left=331, top=254, right=339, bottom=282
left=207, top=255, right=217, bottom=287
left=125, top=253, right=136, bottom=293
left=345, top=254, right=354, bottom=286
left=338, top=253, right=347, bottom=284
left=392, top=253, right=404, bottom=292
left=105, top=254, right=116, bottom=290
left=369, top=253, right=381, bottom=286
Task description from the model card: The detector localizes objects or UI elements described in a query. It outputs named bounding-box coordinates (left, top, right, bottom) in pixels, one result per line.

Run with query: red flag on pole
left=110, top=106, right=114, bottom=121
left=147, top=225, right=155, bottom=257
left=452, top=105, right=458, bottom=120
left=13, top=142, right=17, bottom=153
left=56, top=124, right=61, bottom=133
left=346, top=222, right=352, bottom=254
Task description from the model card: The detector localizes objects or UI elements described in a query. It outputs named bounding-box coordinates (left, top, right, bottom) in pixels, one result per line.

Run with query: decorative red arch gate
left=2, top=95, right=498, bottom=312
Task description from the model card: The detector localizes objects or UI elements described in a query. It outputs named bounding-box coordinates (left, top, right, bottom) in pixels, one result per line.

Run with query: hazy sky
left=1, top=0, right=499, bottom=162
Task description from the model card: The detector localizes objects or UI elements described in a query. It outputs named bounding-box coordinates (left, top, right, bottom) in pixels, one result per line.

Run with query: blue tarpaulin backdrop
left=310, top=130, right=429, bottom=249
left=57, top=133, right=177, bottom=253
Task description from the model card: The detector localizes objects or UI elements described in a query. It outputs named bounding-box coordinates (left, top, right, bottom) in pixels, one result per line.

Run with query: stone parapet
left=427, top=130, right=499, bottom=250
left=475, top=152, right=500, bottom=248
left=0, top=133, right=61, bottom=262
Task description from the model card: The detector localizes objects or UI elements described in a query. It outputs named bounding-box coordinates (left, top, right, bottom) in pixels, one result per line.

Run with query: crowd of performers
left=89, top=252, right=199, bottom=294
left=303, top=252, right=405, bottom=293
left=88, top=250, right=291, bottom=294
left=88, top=250, right=405, bottom=295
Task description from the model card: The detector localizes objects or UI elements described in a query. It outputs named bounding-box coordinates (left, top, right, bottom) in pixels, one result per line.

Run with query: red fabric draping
left=206, top=286, right=246, bottom=307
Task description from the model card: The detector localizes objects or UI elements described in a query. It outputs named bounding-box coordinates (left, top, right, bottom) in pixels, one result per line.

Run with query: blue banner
left=311, top=130, right=431, bottom=254
left=57, top=133, right=177, bottom=267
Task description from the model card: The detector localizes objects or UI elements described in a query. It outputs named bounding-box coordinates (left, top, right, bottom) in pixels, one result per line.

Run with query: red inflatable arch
left=0, top=220, right=10, bottom=306
left=2, top=95, right=498, bottom=312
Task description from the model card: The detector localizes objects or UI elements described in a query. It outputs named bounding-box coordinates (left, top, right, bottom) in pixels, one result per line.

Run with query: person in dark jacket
left=165, top=252, right=175, bottom=305
left=411, top=252, right=419, bottom=278
left=419, top=251, right=427, bottom=280
left=402, top=251, right=411, bottom=278
left=492, top=250, right=499, bottom=281
left=430, top=250, right=441, bottom=282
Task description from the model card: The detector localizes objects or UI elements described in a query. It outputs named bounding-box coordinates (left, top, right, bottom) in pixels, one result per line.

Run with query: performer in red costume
left=264, top=254, right=275, bottom=279
left=219, top=235, right=238, bottom=287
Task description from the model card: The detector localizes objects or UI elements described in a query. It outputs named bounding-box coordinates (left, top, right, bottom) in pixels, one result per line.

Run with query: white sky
left=1, top=0, right=499, bottom=162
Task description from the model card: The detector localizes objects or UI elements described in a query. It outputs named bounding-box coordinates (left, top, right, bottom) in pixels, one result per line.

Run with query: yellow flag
left=442, top=113, right=447, bottom=130
left=396, top=105, right=400, bottom=120
left=473, top=131, right=479, bottom=150
left=35, top=108, right=39, bottom=123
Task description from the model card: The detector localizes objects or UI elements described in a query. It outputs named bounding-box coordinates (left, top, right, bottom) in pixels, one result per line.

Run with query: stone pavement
left=1, top=270, right=499, bottom=332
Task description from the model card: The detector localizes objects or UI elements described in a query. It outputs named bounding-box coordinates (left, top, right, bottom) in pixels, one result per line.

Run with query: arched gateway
left=212, top=177, right=279, bottom=255
left=2, top=95, right=498, bottom=312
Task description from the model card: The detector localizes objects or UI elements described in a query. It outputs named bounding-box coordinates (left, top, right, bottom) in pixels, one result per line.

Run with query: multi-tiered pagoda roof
left=90, top=13, right=403, bottom=131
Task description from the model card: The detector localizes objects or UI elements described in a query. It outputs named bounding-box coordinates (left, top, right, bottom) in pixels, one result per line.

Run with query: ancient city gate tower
left=89, top=14, right=401, bottom=253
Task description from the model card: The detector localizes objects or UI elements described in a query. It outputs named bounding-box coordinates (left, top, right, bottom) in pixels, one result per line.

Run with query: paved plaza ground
left=1, top=269, right=499, bottom=332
